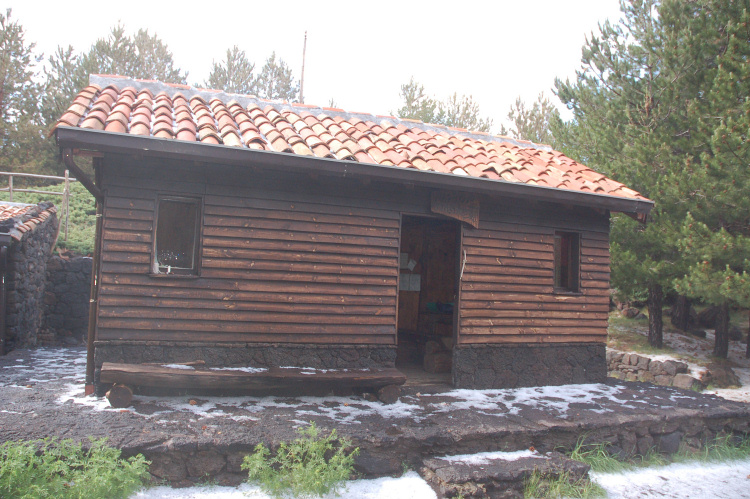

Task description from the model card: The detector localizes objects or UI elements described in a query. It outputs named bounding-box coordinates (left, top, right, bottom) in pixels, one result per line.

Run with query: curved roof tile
left=52, top=75, right=650, bottom=203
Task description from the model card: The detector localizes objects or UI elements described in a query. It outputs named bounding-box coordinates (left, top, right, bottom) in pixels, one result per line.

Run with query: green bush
left=242, top=423, right=359, bottom=499
left=0, top=438, right=150, bottom=499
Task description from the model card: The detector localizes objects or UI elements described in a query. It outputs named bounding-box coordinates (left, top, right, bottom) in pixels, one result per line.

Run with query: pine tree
left=396, top=78, right=493, bottom=132
left=499, top=93, right=560, bottom=145
left=671, top=3, right=750, bottom=357
left=204, top=46, right=256, bottom=95
left=396, top=78, right=441, bottom=124
left=205, top=50, right=299, bottom=101
left=0, top=8, right=46, bottom=175
left=558, top=0, right=750, bottom=356
left=78, top=25, right=187, bottom=84
left=555, top=0, right=690, bottom=348
left=255, top=52, right=299, bottom=101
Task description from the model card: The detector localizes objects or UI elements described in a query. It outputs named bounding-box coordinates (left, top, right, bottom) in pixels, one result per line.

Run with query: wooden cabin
left=53, top=75, right=652, bottom=394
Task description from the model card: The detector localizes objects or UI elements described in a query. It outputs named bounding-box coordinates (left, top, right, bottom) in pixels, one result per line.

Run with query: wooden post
left=8, top=175, right=12, bottom=202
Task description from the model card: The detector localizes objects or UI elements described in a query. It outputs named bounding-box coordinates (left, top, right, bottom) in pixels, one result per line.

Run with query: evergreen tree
left=396, top=78, right=493, bottom=132
left=204, top=46, right=256, bottom=94
left=396, top=77, right=441, bottom=124
left=555, top=0, right=689, bottom=348
left=671, top=4, right=750, bottom=357
left=78, top=25, right=187, bottom=85
left=204, top=49, right=299, bottom=101
left=499, top=93, right=560, bottom=145
left=557, top=0, right=750, bottom=356
left=440, top=92, right=493, bottom=132
left=0, top=8, right=46, bottom=175
left=255, top=52, right=299, bottom=101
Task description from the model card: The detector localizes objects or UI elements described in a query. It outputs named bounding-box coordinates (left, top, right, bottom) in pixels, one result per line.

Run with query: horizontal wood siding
left=97, top=159, right=411, bottom=346
left=458, top=206, right=610, bottom=345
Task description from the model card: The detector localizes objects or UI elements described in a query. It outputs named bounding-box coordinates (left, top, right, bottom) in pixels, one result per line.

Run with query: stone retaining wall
left=5, top=213, right=58, bottom=349
left=39, top=256, right=92, bottom=346
left=138, top=407, right=750, bottom=487
left=606, top=350, right=702, bottom=390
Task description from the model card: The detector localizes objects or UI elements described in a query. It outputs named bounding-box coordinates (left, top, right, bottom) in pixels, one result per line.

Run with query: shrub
left=0, top=437, right=150, bottom=498
left=242, top=423, right=359, bottom=498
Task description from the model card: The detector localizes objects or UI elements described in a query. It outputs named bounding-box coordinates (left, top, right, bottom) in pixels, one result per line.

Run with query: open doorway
left=396, top=215, right=460, bottom=384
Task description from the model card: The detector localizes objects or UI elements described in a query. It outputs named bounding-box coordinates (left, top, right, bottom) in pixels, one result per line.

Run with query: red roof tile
left=52, top=75, right=650, bottom=203
left=0, top=202, right=57, bottom=242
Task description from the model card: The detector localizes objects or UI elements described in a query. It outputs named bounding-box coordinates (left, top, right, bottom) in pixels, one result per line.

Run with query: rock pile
left=606, top=351, right=702, bottom=390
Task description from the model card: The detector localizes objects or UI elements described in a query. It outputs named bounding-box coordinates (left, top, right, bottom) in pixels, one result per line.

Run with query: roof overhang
left=55, top=127, right=654, bottom=219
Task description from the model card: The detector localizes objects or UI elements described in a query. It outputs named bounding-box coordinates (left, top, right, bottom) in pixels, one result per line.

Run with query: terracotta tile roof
left=52, top=75, right=649, bottom=203
left=0, top=202, right=58, bottom=242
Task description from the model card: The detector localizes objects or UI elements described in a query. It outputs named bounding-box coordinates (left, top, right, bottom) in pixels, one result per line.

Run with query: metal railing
left=0, top=171, right=77, bottom=241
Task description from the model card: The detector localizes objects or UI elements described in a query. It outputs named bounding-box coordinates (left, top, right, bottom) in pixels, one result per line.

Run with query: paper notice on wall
left=399, top=273, right=422, bottom=292
left=399, top=253, right=409, bottom=269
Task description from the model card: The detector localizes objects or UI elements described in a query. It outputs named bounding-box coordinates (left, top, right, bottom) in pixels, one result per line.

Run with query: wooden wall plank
left=459, top=218, right=610, bottom=345
left=97, top=166, right=402, bottom=347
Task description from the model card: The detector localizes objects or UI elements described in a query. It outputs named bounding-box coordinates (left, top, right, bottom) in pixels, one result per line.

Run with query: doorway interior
left=396, top=215, right=460, bottom=384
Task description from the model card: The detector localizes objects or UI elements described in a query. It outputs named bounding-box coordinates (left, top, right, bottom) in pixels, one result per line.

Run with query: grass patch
left=569, top=439, right=667, bottom=473
left=0, top=437, right=150, bottom=499
left=523, top=469, right=605, bottom=498
left=607, top=314, right=675, bottom=356
left=568, top=434, right=750, bottom=476
left=674, top=434, right=750, bottom=463
left=242, top=422, right=359, bottom=499
left=0, top=181, right=96, bottom=255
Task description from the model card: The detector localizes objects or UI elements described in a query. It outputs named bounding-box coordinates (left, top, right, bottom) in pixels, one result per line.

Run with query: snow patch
left=130, top=471, right=436, bottom=499
left=424, top=383, right=624, bottom=416
left=209, top=367, right=267, bottom=373
left=438, top=449, right=538, bottom=465
left=591, top=458, right=750, bottom=498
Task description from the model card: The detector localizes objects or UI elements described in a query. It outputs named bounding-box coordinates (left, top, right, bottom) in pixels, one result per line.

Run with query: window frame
left=151, top=195, right=203, bottom=277
left=553, top=231, right=581, bottom=294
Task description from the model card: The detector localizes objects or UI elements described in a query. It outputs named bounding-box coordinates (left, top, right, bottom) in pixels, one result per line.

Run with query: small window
left=153, top=197, right=201, bottom=275
left=554, top=231, right=580, bottom=292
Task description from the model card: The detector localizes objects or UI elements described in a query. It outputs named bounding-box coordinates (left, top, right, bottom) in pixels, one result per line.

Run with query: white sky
left=8, top=0, right=622, bottom=131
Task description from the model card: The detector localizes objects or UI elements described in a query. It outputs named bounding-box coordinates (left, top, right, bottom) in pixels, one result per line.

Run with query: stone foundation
left=95, top=341, right=396, bottom=369
left=452, top=343, right=606, bottom=389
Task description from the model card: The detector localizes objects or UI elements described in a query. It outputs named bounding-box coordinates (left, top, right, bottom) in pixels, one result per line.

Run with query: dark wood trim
left=55, top=127, right=653, bottom=216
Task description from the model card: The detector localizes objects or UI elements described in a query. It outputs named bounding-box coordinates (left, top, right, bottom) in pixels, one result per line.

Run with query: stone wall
left=39, top=256, right=92, bottom=346
left=452, top=343, right=606, bottom=389
left=606, top=350, right=702, bottom=390
left=5, top=213, right=58, bottom=349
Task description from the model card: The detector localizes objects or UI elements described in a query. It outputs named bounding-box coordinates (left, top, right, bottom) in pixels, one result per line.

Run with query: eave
left=55, top=127, right=654, bottom=219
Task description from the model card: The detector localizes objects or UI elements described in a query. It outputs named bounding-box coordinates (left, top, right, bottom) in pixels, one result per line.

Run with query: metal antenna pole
left=300, top=31, right=307, bottom=104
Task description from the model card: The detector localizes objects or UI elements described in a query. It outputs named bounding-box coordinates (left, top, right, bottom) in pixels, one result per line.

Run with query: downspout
left=62, top=149, right=103, bottom=394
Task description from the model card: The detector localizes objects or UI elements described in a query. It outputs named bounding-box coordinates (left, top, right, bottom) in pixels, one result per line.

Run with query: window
left=554, top=231, right=580, bottom=292
left=153, top=197, right=201, bottom=275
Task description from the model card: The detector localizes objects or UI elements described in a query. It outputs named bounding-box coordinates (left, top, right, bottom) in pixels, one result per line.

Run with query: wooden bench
left=99, top=362, right=406, bottom=406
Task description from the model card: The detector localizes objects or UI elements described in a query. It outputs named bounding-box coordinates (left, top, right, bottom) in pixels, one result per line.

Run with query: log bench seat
left=99, top=362, right=406, bottom=406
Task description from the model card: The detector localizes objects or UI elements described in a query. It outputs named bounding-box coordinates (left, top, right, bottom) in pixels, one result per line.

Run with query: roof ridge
left=88, top=74, right=552, bottom=153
